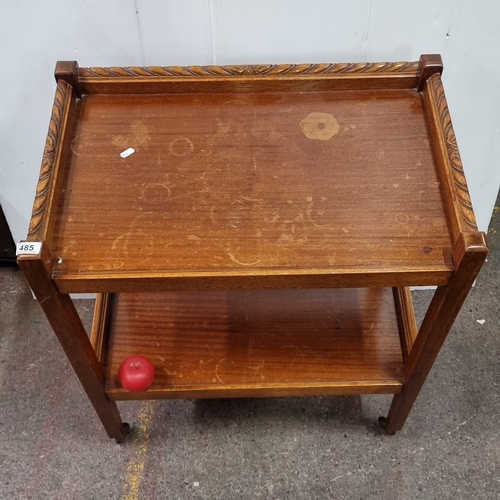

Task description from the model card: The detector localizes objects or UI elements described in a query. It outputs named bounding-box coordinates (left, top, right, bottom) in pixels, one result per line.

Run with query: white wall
left=1, top=0, right=499, bottom=247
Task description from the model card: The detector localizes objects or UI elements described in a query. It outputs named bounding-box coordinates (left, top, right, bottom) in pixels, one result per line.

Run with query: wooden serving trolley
left=17, top=55, right=487, bottom=441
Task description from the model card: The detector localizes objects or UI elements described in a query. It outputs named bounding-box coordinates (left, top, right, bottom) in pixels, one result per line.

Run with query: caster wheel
left=378, top=416, right=396, bottom=436
left=116, top=422, right=132, bottom=444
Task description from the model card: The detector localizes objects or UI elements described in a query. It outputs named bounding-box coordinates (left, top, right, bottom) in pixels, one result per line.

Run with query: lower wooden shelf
left=91, top=288, right=412, bottom=401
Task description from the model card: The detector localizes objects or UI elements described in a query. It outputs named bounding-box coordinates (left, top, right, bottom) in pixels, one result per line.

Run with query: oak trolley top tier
left=27, top=56, right=478, bottom=293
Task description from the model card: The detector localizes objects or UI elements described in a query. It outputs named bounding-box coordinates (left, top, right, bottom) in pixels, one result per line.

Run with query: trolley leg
left=18, top=244, right=129, bottom=441
left=381, top=233, right=487, bottom=434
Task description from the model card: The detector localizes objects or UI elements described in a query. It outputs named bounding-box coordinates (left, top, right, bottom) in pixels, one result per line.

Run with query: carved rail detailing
left=79, top=61, right=419, bottom=79
left=429, top=74, right=478, bottom=232
left=28, top=80, right=70, bottom=239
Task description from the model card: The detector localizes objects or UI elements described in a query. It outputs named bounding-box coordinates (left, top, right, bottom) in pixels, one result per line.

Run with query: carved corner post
left=417, top=54, right=443, bottom=92
left=17, top=242, right=129, bottom=441
left=55, top=61, right=82, bottom=98
left=384, top=232, right=488, bottom=433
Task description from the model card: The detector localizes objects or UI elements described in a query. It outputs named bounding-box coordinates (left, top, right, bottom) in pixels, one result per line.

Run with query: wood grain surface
left=51, top=88, right=453, bottom=291
left=101, top=288, right=404, bottom=400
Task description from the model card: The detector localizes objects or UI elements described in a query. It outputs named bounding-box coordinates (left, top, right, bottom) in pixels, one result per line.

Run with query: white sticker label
left=16, top=241, right=42, bottom=255
left=120, top=147, right=135, bottom=158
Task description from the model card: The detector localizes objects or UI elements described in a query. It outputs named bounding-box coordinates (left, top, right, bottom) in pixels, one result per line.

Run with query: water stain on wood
left=112, top=120, right=150, bottom=149
left=300, top=112, right=340, bottom=140
left=395, top=213, right=410, bottom=225
left=168, top=136, right=194, bottom=157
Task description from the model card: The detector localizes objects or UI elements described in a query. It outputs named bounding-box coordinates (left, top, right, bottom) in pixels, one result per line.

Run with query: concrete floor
left=1, top=197, right=499, bottom=499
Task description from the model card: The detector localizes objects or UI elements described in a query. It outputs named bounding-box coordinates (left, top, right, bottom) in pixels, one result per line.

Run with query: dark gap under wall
left=0, top=205, right=16, bottom=265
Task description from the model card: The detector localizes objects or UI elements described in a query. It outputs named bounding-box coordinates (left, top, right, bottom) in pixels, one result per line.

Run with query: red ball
left=118, top=355, right=155, bottom=392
